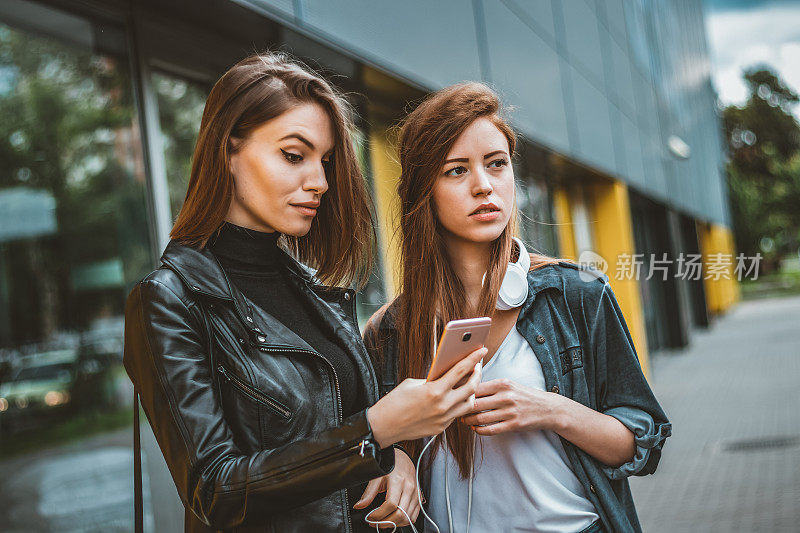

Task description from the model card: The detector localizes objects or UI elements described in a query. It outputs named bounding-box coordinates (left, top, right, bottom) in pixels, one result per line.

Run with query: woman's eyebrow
left=444, top=150, right=507, bottom=164
left=279, top=133, right=315, bottom=150
left=279, top=133, right=334, bottom=155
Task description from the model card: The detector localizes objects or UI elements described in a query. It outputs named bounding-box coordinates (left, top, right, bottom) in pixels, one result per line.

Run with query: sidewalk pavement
left=630, top=295, right=800, bottom=532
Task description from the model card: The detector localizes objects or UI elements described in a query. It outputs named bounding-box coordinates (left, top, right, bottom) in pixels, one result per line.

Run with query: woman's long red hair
left=395, top=82, right=558, bottom=477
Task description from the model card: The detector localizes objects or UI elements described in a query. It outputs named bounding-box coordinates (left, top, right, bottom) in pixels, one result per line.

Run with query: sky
left=703, top=0, right=800, bottom=117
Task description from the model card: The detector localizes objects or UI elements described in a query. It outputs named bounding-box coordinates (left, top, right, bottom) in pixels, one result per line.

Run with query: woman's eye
left=281, top=149, right=303, bottom=164
left=488, top=158, right=508, bottom=169
left=444, top=166, right=468, bottom=177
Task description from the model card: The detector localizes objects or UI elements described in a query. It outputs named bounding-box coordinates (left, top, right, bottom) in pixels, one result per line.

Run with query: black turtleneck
left=208, top=222, right=361, bottom=418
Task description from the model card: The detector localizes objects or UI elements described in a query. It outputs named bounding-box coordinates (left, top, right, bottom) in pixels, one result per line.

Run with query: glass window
left=0, top=2, right=151, bottom=529
left=570, top=183, right=595, bottom=257
left=514, top=146, right=560, bottom=257
left=152, top=71, right=209, bottom=219
left=352, top=126, right=387, bottom=329
left=516, top=177, right=559, bottom=258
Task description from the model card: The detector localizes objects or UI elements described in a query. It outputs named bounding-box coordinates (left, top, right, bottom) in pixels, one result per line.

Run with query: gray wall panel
left=608, top=101, right=628, bottom=179
left=484, top=0, right=570, bottom=154
left=496, top=0, right=556, bottom=46
left=631, top=70, right=656, bottom=128
left=609, top=36, right=636, bottom=120
left=301, top=0, right=482, bottom=89
left=569, top=65, right=616, bottom=174
left=621, top=113, right=646, bottom=188
left=603, top=0, right=627, bottom=47
left=559, top=0, right=605, bottom=90
left=236, top=0, right=730, bottom=225
left=622, top=0, right=651, bottom=81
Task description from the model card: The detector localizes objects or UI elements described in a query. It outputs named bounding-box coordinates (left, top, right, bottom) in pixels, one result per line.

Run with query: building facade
left=0, top=0, right=737, bottom=528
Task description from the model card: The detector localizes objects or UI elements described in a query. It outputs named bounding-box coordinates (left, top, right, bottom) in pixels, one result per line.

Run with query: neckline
left=482, top=326, right=518, bottom=373
left=208, top=222, right=282, bottom=273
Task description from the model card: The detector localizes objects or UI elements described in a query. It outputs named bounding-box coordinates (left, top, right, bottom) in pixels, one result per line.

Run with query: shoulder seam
left=141, top=273, right=197, bottom=309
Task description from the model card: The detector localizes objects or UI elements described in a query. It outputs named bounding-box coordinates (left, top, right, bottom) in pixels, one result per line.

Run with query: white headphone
left=494, top=237, right=531, bottom=310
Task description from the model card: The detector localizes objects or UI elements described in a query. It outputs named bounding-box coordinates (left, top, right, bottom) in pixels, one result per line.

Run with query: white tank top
left=427, top=328, right=600, bottom=533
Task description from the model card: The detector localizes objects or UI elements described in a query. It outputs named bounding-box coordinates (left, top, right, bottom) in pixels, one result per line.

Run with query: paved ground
left=0, top=428, right=150, bottom=532
left=630, top=295, right=800, bottom=532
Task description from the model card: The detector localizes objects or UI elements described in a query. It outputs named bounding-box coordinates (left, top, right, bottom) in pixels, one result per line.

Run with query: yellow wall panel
left=553, top=186, right=578, bottom=261
left=697, top=222, right=739, bottom=315
left=590, top=181, right=652, bottom=380
left=367, top=126, right=402, bottom=296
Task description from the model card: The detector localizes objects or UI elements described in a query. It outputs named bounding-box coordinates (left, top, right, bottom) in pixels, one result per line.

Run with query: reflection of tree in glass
left=152, top=72, right=209, bottom=220
left=0, top=23, right=150, bottom=345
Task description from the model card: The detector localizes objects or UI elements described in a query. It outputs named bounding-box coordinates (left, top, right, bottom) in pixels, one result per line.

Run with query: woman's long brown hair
left=396, top=82, right=558, bottom=477
left=171, top=52, right=375, bottom=288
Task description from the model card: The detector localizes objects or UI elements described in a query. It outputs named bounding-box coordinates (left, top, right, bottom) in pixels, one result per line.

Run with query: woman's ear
left=228, top=136, right=243, bottom=176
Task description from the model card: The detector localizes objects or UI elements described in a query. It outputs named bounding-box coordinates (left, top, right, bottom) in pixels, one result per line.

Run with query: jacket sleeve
left=362, top=312, right=391, bottom=398
left=590, top=282, right=672, bottom=480
left=362, top=311, right=412, bottom=461
left=123, top=278, right=394, bottom=530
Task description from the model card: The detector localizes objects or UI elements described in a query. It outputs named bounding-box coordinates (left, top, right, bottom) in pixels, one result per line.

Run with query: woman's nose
left=472, top=168, right=493, bottom=196
left=305, top=164, right=329, bottom=194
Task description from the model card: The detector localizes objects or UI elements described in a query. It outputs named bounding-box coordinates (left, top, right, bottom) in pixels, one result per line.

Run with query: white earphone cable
left=443, top=433, right=454, bottom=533
left=466, top=434, right=476, bottom=533
left=416, top=436, right=441, bottom=532
left=364, top=504, right=418, bottom=533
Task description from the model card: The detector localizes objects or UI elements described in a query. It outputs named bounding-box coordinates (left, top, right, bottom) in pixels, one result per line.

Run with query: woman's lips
left=469, top=209, right=501, bottom=222
left=292, top=204, right=318, bottom=217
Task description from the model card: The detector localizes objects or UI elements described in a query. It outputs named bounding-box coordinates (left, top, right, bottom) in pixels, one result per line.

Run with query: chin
left=451, top=225, right=505, bottom=244
left=279, top=221, right=315, bottom=238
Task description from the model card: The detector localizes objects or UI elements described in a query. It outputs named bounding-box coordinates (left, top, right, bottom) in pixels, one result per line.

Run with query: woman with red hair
left=364, top=82, right=671, bottom=533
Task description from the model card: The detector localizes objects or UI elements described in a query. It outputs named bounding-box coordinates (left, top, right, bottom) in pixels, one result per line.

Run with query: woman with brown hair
left=123, top=52, right=484, bottom=533
left=363, top=83, right=671, bottom=533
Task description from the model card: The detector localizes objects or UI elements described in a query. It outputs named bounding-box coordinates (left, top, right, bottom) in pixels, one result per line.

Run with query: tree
left=722, top=67, right=800, bottom=267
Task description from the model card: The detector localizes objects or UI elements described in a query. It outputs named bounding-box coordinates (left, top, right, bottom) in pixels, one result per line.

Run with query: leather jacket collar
left=159, top=239, right=326, bottom=330
left=159, top=239, right=316, bottom=301
left=158, top=238, right=379, bottom=402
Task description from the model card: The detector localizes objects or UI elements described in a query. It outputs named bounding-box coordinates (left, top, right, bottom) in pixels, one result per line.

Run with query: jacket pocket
left=217, top=363, right=292, bottom=420
left=559, top=345, right=584, bottom=375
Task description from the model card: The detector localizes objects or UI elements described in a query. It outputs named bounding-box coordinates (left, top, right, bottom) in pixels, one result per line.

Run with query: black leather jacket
left=123, top=240, right=395, bottom=532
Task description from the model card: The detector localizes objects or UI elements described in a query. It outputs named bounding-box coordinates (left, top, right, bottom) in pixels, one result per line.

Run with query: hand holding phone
left=367, top=345, right=486, bottom=447
left=427, top=317, right=492, bottom=381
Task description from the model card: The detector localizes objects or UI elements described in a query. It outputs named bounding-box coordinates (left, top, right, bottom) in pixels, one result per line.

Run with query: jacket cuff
left=392, top=443, right=412, bottom=461
left=601, top=406, right=672, bottom=480
left=351, top=408, right=395, bottom=476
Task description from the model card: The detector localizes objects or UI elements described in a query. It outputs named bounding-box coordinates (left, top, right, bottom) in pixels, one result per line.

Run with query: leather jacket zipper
left=217, top=364, right=291, bottom=420
left=257, top=347, right=343, bottom=423
left=259, top=345, right=352, bottom=532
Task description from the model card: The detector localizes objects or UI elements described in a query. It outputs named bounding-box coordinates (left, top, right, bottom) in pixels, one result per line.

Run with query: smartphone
left=427, top=317, right=492, bottom=381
